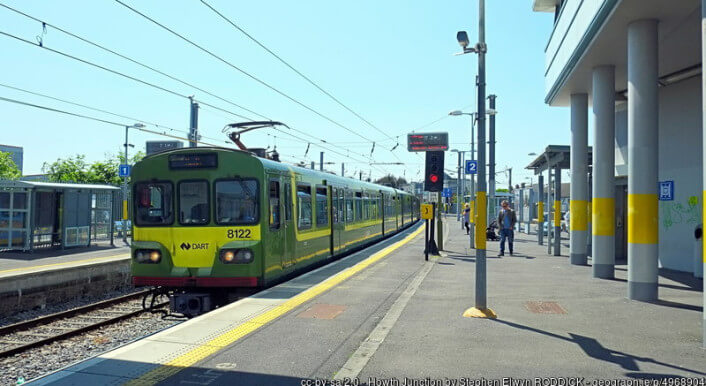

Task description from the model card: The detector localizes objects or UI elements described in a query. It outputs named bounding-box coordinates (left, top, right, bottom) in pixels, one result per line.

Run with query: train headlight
left=135, top=249, right=161, bottom=264
left=219, top=248, right=254, bottom=264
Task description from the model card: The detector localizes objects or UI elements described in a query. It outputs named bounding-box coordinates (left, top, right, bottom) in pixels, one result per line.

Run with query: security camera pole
left=457, top=0, right=495, bottom=319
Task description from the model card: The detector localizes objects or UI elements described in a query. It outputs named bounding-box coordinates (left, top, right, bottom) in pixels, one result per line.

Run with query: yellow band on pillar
left=538, top=202, right=544, bottom=222
left=570, top=200, right=588, bottom=231
left=627, top=193, right=658, bottom=244
left=475, top=192, right=487, bottom=250
left=469, top=200, right=475, bottom=224
left=592, top=197, right=615, bottom=236
left=554, top=200, right=561, bottom=225
left=123, top=200, right=128, bottom=220
left=587, top=201, right=592, bottom=223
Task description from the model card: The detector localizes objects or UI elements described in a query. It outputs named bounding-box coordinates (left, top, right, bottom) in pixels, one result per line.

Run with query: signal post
left=408, top=133, right=448, bottom=255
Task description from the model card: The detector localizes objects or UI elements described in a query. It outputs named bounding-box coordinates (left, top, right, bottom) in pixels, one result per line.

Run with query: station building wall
left=614, top=76, right=702, bottom=273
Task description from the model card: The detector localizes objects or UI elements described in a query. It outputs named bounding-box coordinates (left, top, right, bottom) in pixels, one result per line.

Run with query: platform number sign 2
left=465, top=160, right=477, bottom=175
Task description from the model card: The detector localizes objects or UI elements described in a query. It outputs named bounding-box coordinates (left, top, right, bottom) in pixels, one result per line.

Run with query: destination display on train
left=407, top=132, right=449, bottom=152
left=168, top=153, right=218, bottom=169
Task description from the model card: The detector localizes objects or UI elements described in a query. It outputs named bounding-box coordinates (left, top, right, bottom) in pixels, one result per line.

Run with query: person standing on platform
left=463, top=203, right=471, bottom=234
left=497, top=200, right=516, bottom=256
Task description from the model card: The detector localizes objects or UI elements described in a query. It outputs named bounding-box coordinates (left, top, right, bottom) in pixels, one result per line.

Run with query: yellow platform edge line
left=0, top=253, right=130, bottom=275
left=124, top=224, right=425, bottom=386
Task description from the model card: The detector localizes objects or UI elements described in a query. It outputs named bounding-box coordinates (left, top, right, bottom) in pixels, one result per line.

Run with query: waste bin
left=694, top=224, right=703, bottom=278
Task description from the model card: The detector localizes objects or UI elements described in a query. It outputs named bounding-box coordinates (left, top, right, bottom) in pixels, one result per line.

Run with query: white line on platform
left=333, top=257, right=436, bottom=380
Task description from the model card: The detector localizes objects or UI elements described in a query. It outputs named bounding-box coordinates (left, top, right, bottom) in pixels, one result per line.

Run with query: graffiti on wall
left=661, top=196, right=700, bottom=229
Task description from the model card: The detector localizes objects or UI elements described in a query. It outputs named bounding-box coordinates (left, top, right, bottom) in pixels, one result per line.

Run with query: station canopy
left=525, top=145, right=593, bottom=175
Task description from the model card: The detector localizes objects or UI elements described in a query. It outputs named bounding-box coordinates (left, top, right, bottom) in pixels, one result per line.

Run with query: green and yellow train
left=130, top=147, right=419, bottom=315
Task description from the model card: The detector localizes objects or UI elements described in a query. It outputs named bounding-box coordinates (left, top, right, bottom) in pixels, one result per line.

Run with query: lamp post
left=123, top=123, right=145, bottom=243
left=449, top=111, right=476, bottom=248
left=456, top=0, right=495, bottom=318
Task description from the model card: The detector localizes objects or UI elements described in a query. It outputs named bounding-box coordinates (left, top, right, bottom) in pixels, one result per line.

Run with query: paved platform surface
left=0, top=240, right=129, bottom=279
left=34, top=218, right=705, bottom=385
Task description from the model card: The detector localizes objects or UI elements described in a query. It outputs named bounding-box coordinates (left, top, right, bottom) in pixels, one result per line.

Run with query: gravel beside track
left=0, top=312, right=180, bottom=385
left=0, top=287, right=140, bottom=327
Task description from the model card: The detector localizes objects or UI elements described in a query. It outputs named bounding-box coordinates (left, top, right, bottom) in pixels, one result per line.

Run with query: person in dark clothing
left=463, top=203, right=471, bottom=234
left=497, top=200, right=517, bottom=256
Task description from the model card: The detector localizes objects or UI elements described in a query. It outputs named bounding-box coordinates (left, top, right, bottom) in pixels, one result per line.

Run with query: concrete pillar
left=554, top=166, right=562, bottom=256
left=592, top=66, right=616, bottom=278
left=538, top=174, right=544, bottom=245
left=570, top=93, right=589, bottom=265
left=587, top=173, right=593, bottom=257
left=627, top=20, right=659, bottom=301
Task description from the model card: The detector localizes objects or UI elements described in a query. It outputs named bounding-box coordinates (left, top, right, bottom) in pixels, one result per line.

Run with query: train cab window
left=297, top=184, right=312, bottom=230
left=178, top=181, right=210, bottom=225
left=135, top=182, right=173, bottom=225
left=269, top=180, right=280, bottom=229
left=215, top=179, right=258, bottom=225
left=315, top=186, right=328, bottom=226
left=345, top=190, right=353, bottom=223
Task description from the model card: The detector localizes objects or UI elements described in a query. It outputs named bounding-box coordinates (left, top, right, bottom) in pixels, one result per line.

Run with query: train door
left=379, top=191, right=384, bottom=236
left=267, top=178, right=288, bottom=269
left=282, top=179, right=295, bottom=268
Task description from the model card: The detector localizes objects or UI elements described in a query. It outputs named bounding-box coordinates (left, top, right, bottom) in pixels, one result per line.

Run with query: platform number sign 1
left=119, top=164, right=131, bottom=177
left=465, top=160, right=477, bottom=174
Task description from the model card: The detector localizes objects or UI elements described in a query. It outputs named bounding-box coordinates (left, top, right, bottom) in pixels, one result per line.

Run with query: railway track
left=0, top=289, right=169, bottom=358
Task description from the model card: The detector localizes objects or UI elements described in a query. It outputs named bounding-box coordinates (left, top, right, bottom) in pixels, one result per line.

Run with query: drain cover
left=297, top=304, right=347, bottom=319
left=525, top=301, right=567, bottom=314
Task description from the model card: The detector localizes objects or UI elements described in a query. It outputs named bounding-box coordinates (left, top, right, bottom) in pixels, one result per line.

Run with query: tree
left=42, top=155, right=91, bottom=183
left=42, top=150, right=146, bottom=185
left=374, top=174, right=408, bottom=189
left=0, top=151, right=21, bottom=180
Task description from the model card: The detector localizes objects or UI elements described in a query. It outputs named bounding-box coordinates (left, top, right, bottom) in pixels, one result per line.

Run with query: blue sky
left=0, top=0, right=570, bottom=187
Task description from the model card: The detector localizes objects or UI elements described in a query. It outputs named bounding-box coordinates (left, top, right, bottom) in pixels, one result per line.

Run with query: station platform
left=0, top=241, right=130, bottom=315
left=34, top=218, right=705, bottom=385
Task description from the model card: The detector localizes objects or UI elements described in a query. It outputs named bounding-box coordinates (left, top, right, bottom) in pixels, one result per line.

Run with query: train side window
left=338, top=190, right=345, bottom=222
left=269, top=180, right=280, bottom=229
left=178, top=180, right=209, bottom=225
left=345, top=190, right=353, bottom=223
left=316, top=186, right=328, bottom=226
left=284, top=182, right=292, bottom=222
left=297, top=184, right=312, bottom=230
left=332, top=189, right=338, bottom=224
left=355, top=192, right=362, bottom=221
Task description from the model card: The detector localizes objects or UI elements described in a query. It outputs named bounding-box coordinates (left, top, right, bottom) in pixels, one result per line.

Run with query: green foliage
left=42, top=149, right=145, bottom=185
left=42, top=155, right=91, bottom=183
left=374, top=174, right=408, bottom=189
left=0, top=151, right=21, bottom=180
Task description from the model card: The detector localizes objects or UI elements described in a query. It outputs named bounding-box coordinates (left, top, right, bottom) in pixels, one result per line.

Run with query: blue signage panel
left=658, top=180, right=674, bottom=201
left=465, top=160, right=477, bottom=174
left=119, top=164, right=131, bottom=178
left=442, top=188, right=452, bottom=198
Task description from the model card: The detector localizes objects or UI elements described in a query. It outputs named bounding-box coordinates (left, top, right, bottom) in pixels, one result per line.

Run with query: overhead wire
left=114, top=0, right=380, bottom=147
left=0, top=9, right=382, bottom=175
left=0, top=3, right=264, bottom=121
left=0, top=3, right=393, bottom=178
left=199, top=0, right=404, bottom=161
left=0, top=95, right=224, bottom=147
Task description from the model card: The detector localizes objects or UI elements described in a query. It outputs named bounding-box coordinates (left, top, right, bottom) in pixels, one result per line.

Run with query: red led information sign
left=407, top=132, right=449, bottom=152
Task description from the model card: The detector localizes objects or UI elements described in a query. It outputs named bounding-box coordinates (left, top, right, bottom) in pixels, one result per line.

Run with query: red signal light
left=429, top=174, right=439, bottom=183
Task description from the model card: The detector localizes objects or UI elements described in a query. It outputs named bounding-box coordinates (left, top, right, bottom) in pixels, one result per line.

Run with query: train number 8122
left=226, top=229, right=252, bottom=239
